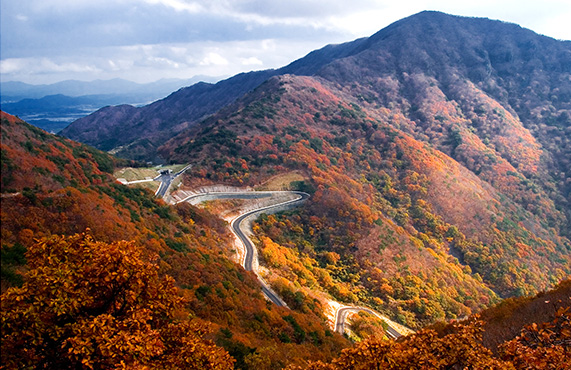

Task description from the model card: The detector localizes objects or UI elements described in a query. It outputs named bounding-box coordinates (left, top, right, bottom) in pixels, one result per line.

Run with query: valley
left=2, top=10, right=571, bottom=370
left=167, top=183, right=410, bottom=337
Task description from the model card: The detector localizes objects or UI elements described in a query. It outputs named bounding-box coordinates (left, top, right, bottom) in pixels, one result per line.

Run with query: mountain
left=0, top=77, right=218, bottom=101
left=60, top=10, right=571, bottom=314
left=61, top=12, right=571, bottom=166
left=1, top=77, right=220, bottom=134
left=0, top=111, right=350, bottom=368
left=3, top=110, right=569, bottom=369
left=59, top=37, right=372, bottom=159
left=159, top=71, right=569, bottom=324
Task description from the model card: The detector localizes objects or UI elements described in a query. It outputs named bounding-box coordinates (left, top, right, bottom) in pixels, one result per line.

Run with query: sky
left=1, top=0, right=570, bottom=85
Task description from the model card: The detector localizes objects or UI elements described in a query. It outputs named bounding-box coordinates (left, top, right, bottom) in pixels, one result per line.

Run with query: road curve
left=182, top=190, right=309, bottom=306
left=230, top=191, right=309, bottom=271
left=179, top=189, right=408, bottom=337
left=335, top=306, right=402, bottom=339
left=231, top=191, right=309, bottom=306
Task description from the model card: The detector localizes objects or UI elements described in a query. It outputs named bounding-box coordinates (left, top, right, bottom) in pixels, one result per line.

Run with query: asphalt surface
left=155, top=164, right=192, bottom=198
left=179, top=190, right=308, bottom=306
left=230, top=191, right=309, bottom=306
left=179, top=189, right=407, bottom=337
left=335, top=306, right=402, bottom=339
left=155, top=174, right=172, bottom=197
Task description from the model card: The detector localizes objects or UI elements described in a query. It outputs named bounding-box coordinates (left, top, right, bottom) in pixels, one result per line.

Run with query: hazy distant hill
left=0, top=77, right=220, bottom=101
left=1, top=77, right=220, bottom=133
left=1, top=94, right=133, bottom=133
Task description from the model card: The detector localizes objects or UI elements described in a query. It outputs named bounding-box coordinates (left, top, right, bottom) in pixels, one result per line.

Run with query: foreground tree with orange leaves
left=1, top=231, right=234, bottom=369
left=288, top=318, right=512, bottom=370
left=500, top=307, right=571, bottom=369
left=288, top=306, right=571, bottom=370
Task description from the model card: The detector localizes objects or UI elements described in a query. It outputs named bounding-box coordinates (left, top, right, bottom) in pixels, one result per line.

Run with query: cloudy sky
left=1, top=0, right=570, bottom=85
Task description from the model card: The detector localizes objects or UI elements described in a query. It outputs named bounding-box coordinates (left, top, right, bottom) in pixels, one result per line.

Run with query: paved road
left=155, top=173, right=172, bottom=197
left=230, top=191, right=309, bottom=306
left=230, top=191, right=309, bottom=270
left=180, top=190, right=308, bottom=306
left=179, top=189, right=408, bottom=337
left=335, top=306, right=402, bottom=339
left=154, top=164, right=192, bottom=198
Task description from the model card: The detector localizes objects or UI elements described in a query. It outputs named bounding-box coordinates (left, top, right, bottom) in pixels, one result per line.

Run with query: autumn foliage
left=1, top=231, right=234, bottom=369
left=500, top=307, right=571, bottom=369
left=287, top=305, right=571, bottom=370
left=162, top=74, right=570, bottom=330
left=1, top=112, right=349, bottom=369
left=287, top=318, right=505, bottom=369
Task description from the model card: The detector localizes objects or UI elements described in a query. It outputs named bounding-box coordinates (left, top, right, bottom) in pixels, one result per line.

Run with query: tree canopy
left=1, top=231, right=234, bottom=369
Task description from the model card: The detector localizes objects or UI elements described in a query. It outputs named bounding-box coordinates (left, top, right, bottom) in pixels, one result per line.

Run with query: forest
left=2, top=12, right=571, bottom=367
left=162, top=75, right=570, bottom=330
left=1, top=78, right=570, bottom=368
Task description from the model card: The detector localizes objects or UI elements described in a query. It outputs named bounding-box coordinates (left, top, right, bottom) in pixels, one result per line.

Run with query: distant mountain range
left=60, top=11, right=571, bottom=163
left=1, top=77, right=224, bottom=100
left=0, top=77, right=221, bottom=133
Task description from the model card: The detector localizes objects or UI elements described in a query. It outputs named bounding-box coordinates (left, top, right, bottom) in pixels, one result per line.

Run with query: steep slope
left=1, top=111, right=121, bottom=193
left=59, top=30, right=371, bottom=160
left=312, top=11, right=571, bottom=235
left=161, top=72, right=570, bottom=327
left=61, top=12, right=570, bottom=180
left=1, top=112, right=350, bottom=368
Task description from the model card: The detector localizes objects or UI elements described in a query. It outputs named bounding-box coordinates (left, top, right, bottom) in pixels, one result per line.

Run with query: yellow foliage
left=1, top=231, right=234, bottom=369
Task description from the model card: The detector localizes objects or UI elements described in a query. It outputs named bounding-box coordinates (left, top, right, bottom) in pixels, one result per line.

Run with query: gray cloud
left=2, top=0, right=342, bottom=56
left=1, top=0, right=569, bottom=84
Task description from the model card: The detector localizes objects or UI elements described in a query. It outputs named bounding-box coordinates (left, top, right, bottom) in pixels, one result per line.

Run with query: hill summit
left=60, top=12, right=571, bottom=308
left=61, top=11, right=570, bottom=164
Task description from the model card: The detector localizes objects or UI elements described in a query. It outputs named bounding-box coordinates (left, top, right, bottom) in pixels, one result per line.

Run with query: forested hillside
left=1, top=112, right=349, bottom=369
left=160, top=73, right=570, bottom=329
left=3, top=10, right=571, bottom=370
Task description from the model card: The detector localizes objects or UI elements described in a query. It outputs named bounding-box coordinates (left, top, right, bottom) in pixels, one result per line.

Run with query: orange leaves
left=500, top=307, right=571, bottom=369
left=293, top=318, right=512, bottom=370
left=1, top=113, right=118, bottom=193
left=0, top=232, right=233, bottom=369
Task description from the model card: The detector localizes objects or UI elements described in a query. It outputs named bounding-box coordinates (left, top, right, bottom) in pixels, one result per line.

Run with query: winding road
left=230, top=191, right=309, bottom=307
left=335, top=306, right=402, bottom=339
left=178, top=189, right=407, bottom=338
left=155, top=164, right=192, bottom=198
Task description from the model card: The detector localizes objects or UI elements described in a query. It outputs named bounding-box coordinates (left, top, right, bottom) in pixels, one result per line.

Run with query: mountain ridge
left=61, top=11, right=571, bottom=165
left=160, top=72, right=569, bottom=305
